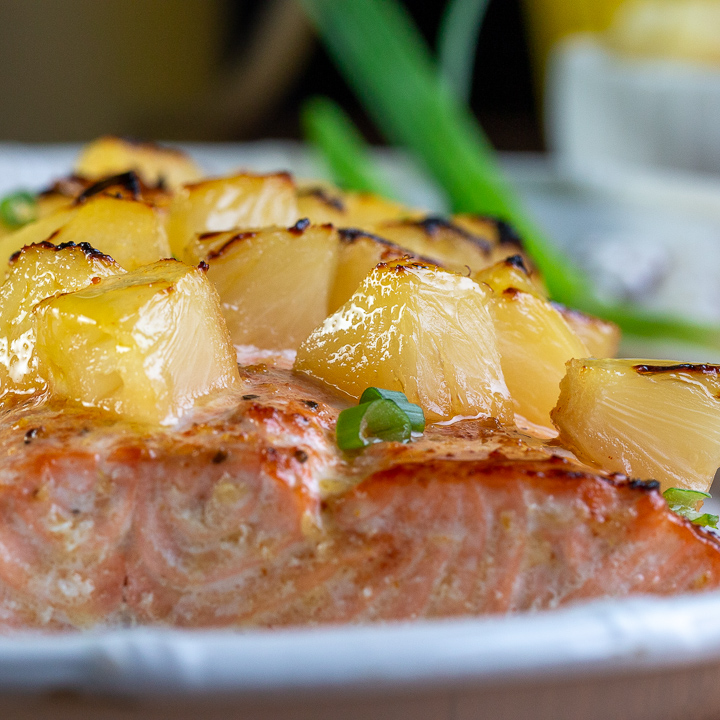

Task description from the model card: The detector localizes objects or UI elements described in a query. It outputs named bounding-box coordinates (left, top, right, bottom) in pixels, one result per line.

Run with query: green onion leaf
left=691, top=513, right=720, bottom=529
left=663, top=487, right=718, bottom=528
left=336, top=398, right=412, bottom=450
left=302, top=96, right=393, bottom=197
left=359, top=387, right=425, bottom=432
left=438, top=0, right=490, bottom=103
left=0, top=191, right=38, bottom=229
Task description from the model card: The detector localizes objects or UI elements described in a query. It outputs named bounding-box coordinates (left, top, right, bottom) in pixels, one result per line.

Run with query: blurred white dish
left=549, top=38, right=720, bottom=180
left=4, top=593, right=720, bottom=719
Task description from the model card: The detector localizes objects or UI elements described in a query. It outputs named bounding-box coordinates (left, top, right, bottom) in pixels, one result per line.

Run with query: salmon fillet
left=0, top=361, right=718, bottom=631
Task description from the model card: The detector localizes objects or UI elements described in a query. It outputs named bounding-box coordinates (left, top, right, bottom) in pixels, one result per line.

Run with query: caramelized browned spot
left=634, top=363, right=720, bottom=376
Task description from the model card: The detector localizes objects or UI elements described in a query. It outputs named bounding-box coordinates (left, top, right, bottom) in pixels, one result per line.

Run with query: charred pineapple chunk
left=0, top=195, right=170, bottom=271
left=34, top=260, right=239, bottom=425
left=169, top=172, right=299, bottom=261
left=552, top=359, right=720, bottom=492
left=0, top=242, right=122, bottom=403
left=297, top=185, right=420, bottom=227
left=453, top=214, right=539, bottom=278
left=202, top=222, right=338, bottom=351
left=48, top=195, right=170, bottom=270
left=295, top=260, right=512, bottom=423
left=74, top=136, right=201, bottom=189
left=475, top=256, right=588, bottom=429
left=0, top=207, right=76, bottom=264
left=555, top=305, right=621, bottom=358
left=330, top=229, right=425, bottom=313
left=473, top=254, right=547, bottom=297
left=371, top=217, right=497, bottom=275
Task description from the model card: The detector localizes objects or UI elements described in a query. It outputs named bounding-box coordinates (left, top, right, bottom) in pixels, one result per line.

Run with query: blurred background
left=5, top=0, right=720, bottom=355
left=0, top=0, right=542, bottom=147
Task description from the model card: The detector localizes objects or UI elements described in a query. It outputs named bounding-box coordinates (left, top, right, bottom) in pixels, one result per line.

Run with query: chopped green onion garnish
left=0, top=191, right=37, bottom=228
left=691, top=513, right=720, bottom=529
left=663, top=487, right=718, bottom=528
left=336, top=398, right=412, bottom=450
left=359, top=387, right=425, bottom=432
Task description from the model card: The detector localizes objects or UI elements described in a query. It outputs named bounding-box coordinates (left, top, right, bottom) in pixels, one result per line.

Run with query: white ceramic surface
left=548, top=38, right=720, bottom=179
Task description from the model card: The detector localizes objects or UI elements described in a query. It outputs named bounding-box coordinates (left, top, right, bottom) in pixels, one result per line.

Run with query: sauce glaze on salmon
left=0, top=361, right=718, bottom=631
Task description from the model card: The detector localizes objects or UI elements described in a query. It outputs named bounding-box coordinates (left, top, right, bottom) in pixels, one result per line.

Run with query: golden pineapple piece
left=35, top=189, right=75, bottom=219
left=473, top=254, right=547, bottom=297
left=296, top=186, right=348, bottom=226
left=371, top=217, right=497, bottom=275
left=35, top=260, right=240, bottom=425
left=0, top=242, right=122, bottom=403
left=453, top=213, right=539, bottom=276
left=203, top=222, right=338, bottom=351
left=295, top=259, right=512, bottom=423
left=330, top=229, right=426, bottom=313
left=49, top=195, right=170, bottom=270
left=474, top=256, right=588, bottom=429
left=552, top=359, right=720, bottom=493
left=341, top=191, right=421, bottom=226
left=297, top=185, right=420, bottom=228
left=0, top=194, right=170, bottom=272
left=555, top=306, right=621, bottom=358
left=74, top=136, right=201, bottom=189
left=168, top=172, right=299, bottom=261
left=0, top=207, right=77, bottom=265
left=42, top=171, right=174, bottom=209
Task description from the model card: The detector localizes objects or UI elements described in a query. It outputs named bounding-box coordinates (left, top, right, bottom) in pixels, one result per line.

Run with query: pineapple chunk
left=474, top=256, right=588, bottom=429
left=372, top=217, right=497, bottom=275
left=297, top=185, right=420, bottom=227
left=168, top=172, right=299, bottom=261
left=0, top=242, right=122, bottom=403
left=552, top=359, right=720, bottom=492
left=453, top=214, right=539, bottom=276
left=49, top=195, right=170, bottom=270
left=473, top=254, right=547, bottom=297
left=74, top=136, right=201, bottom=189
left=34, top=260, right=239, bottom=425
left=0, top=208, right=77, bottom=265
left=555, top=305, right=621, bottom=358
left=202, top=223, right=338, bottom=351
left=42, top=171, right=174, bottom=209
left=330, top=229, right=424, bottom=313
left=295, top=260, right=512, bottom=423
left=296, top=186, right=348, bottom=226
left=0, top=195, right=170, bottom=271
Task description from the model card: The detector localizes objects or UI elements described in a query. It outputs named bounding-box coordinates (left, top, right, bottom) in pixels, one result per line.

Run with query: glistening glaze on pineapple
left=0, top=242, right=122, bottom=404
left=474, top=256, right=588, bottom=430
left=552, top=358, right=720, bottom=493
left=295, top=259, right=512, bottom=423
left=34, top=260, right=240, bottom=425
left=202, top=224, right=339, bottom=351
left=168, top=172, right=299, bottom=261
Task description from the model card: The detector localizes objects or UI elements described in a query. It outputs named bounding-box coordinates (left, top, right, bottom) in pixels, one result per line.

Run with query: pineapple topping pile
left=0, top=136, right=719, bottom=519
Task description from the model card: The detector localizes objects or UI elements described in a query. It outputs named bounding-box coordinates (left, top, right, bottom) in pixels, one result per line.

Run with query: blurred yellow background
left=523, top=0, right=626, bottom=88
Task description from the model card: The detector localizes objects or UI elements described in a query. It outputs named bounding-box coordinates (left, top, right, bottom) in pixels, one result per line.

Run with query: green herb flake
left=663, top=487, right=718, bottom=528
left=336, top=398, right=412, bottom=450
left=0, top=191, right=38, bottom=229
left=359, top=387, right=425, bottom=432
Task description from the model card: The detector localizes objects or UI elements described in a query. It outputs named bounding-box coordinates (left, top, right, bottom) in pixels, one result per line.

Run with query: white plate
left=2, top=143, right=720, bottom=720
